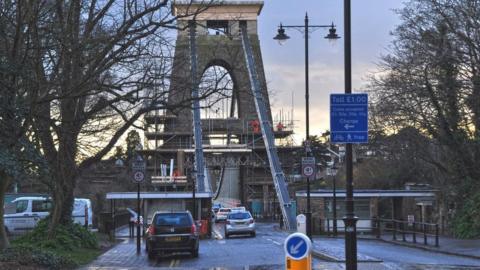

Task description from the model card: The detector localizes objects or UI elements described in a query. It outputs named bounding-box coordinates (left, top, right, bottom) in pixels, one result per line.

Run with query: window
left=155, top=213, right=192, bottom=226
left=15, top=200, right=28, bottom=213
left=228, top=212, right=251, bottom=220
left=324, top=198, right=371, bottom=219
left=32, top=200, right=52, bottom=212
left=206, top=20, right=229, bottom=35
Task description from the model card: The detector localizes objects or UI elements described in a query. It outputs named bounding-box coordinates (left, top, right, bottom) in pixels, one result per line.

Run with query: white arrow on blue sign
left=284, top=232, right=312, bottom=260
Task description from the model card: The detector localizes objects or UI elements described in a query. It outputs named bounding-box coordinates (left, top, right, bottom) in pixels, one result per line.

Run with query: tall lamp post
left=343, top=1, right=358, bottom=269
left=274, top=13, right=340, bottom=241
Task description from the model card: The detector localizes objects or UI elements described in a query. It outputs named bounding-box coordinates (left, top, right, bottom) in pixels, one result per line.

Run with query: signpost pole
left=344, top=1, right=358, bottom=269
left=136, top=182, right=141, bottom=254
left=333, top=171, right=338, bottom=236
left=306, top=176, right=311, bottom=239
left=301, top=157, right=315, bottom=241
left=131, top=153, right=146, bottom=256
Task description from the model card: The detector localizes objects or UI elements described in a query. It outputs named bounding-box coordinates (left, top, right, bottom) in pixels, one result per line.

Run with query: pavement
left=358, top=233, right=480, bottom=259
left=79, top=223, right=480, bottom=269
left=311, top=236, right=480, bottom=267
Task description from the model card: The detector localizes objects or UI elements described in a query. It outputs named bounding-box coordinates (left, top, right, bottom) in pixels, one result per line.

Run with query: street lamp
left=274, top=13, right=340, bottom=241
left=343, top=1, right=358, bottom=269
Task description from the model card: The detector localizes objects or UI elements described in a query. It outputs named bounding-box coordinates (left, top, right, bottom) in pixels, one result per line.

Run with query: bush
left=14, top=219, right=98, bottom=251
left=452, top=192, right=480, bottom=239
left=5, top=219, right=100, bottom=268
left=0, top=245, right=75, bottom=269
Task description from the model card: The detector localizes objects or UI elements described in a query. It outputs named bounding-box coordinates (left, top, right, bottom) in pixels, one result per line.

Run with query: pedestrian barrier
left=319, top=217, right=440, bottom=247
left=373, top=218, right=439, bottom=247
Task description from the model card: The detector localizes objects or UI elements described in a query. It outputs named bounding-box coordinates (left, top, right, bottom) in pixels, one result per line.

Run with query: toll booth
left=106, top=192, right=212, bottom=238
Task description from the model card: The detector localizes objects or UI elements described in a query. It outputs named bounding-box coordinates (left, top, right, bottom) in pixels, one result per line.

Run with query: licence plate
left=165, top=236, right=181, bottom=242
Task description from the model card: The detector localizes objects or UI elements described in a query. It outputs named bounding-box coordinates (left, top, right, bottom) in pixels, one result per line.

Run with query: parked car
left=4, top=197, right=93, bottom=234
left=225, top=211, right=256, bottom=238
left=145, top=211, right=199, bottom=260
left=215, top=208, right=231, bottom=222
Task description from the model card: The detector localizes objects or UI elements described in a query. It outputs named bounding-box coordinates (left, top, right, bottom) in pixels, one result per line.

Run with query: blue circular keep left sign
left=284, top=232, right=312, bottom=260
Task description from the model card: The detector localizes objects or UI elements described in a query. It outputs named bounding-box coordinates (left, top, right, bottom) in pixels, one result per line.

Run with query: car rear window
left=155, top=213, right=192, bottom=226
left=228, top=212, right=251, bottom=219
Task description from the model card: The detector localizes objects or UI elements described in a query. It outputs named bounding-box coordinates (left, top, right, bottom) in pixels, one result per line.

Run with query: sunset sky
left=258, top=1, right=405, bottom=143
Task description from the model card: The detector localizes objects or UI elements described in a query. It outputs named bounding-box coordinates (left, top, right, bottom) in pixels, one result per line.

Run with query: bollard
left=296, top=214, right=307, bottom=234
left=392, top=220, right=397, bottom=241
left=423, top=224, right=427, bottom=245
left=402, top=221, right=406, bottom=242
left=326, top=218, right=330, bottom=236
left=312, top=218, right=316, bottom=235
left=285, top=233, right=312, bottom=270
left=435, top=224, right=439, bottom=247
left=376, top=218, right=381, bottom=239
left=412, top=222, right=416, bottom=243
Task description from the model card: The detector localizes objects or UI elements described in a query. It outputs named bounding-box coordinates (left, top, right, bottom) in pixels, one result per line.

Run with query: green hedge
left=2, top=219, right=100, bottom=269
left=453, top=192, right=480, bottom=239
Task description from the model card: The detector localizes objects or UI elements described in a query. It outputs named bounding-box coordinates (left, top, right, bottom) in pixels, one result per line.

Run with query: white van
left=4, top=197, right=93, bottom=234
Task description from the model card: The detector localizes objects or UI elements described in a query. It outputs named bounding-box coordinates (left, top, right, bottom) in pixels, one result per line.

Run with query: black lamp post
left=343, top=1, right=358, bottom=269
left=274, top=13, right=340, bottom=241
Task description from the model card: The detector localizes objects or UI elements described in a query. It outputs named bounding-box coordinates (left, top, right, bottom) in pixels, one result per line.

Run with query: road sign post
left=301, top=157, right=316, bottom=178
left=284, top=232, right=312, bottom=270
left=301, top=157, right=315, bottom=240
left=330, top=93, right=368, bottom=270
left=131, top=154, right=146, bottom=255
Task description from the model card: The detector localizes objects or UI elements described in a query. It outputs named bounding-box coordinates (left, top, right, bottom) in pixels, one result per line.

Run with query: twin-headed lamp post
left=275, top=5, right=359, bottom=269
left=274, top=13, right=339, bottom=241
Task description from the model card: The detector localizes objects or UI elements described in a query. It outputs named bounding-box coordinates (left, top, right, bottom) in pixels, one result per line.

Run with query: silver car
left=225, top=211, right=256, bottom=238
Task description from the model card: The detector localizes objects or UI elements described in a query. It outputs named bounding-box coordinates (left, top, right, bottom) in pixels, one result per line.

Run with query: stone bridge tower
left=144, top=1, right=295, bottom=215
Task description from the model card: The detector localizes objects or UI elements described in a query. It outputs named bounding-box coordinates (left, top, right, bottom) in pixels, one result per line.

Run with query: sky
left=257, top=0, right=406, bottom=143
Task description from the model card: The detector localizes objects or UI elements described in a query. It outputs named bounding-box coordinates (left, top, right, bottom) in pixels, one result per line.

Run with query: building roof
left=172, top=0, right=264, bottom=20
left=106, top=192, right=212, bottom=200
left=296, top=189, right=437, bottom=198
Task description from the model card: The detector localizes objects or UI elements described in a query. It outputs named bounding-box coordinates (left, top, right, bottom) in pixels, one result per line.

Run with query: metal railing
left=372, top=218, right=439, bottom=247
left=312, top=217, right=440, bottom=247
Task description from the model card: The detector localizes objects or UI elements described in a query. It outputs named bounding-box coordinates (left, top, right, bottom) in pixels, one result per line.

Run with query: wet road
left=82, top=222, right=480, bottom=270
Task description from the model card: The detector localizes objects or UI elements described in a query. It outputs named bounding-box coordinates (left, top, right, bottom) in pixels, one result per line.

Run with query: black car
left=145, top=211, right=199, bottom=259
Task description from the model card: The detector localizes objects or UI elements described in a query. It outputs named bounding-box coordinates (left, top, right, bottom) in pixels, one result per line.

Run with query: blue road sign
left=330, top=93, right=368, bottom=143
left=284, top=233, right=311, bottom=260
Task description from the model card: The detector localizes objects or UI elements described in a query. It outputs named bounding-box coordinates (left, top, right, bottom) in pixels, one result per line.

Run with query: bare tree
left=8, top=0, right=217, bottom=233
left=0, top=0, right=53, bottom=248
left=368, top=0, right=480, bottom=236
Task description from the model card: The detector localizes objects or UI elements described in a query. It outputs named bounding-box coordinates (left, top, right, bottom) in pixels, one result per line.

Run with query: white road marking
left=266, top=237, right=282, bottom=246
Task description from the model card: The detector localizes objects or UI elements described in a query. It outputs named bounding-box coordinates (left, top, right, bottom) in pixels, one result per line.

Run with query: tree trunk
left=48, top=134, right=78, bottom=234
left=0, top=171, right=11, bottom=249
